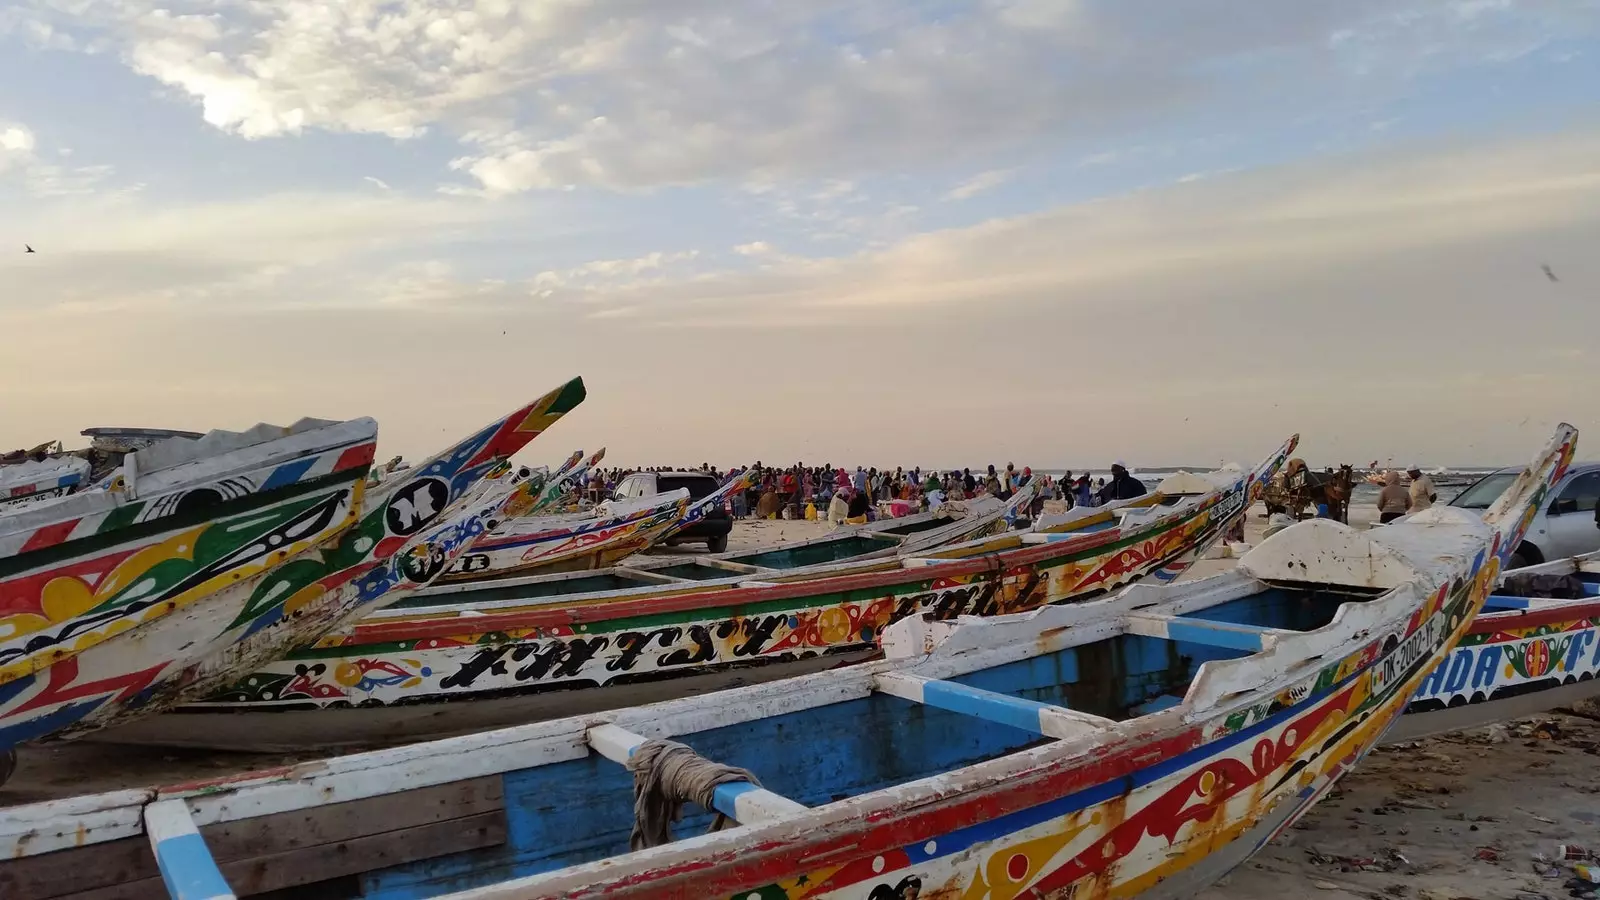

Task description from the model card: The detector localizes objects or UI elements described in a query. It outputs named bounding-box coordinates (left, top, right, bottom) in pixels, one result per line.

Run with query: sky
left=2, top=1, right=1598, bottom=471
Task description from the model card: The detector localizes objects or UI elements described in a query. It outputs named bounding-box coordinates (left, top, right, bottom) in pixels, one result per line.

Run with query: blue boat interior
left=302, top=583, right=1380, bottom=900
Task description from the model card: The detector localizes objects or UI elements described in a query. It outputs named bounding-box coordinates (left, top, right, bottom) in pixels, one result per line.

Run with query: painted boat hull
left=1390, top=552, right=1600, bottom=743
left=45, top=380, right=587, bottom=740
left=91, top=649, right=864, bottom=751
left=0, top=422, right=381, bottom=753
left=90, top=439, right=1296, bottom=752
left=441, top=491, right=690, bottom=583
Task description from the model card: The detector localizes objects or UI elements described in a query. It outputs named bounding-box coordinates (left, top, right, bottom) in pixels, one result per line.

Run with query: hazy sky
left=2, top=1, right=1598, bottom=470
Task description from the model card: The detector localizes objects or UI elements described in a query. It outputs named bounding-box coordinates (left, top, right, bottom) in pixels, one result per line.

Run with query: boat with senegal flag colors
left=32, top=378, right=588, bottom=752
left=0, top=426, right=1569, bottom=900
left=92, top=436, right=1295, bottom=752
left=0, top=415, right=382, bottom=783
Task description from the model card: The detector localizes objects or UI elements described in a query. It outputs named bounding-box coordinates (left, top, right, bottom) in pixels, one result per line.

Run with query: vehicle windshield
left=1451, top=472, right=1518, bottom=510
left=658, top=475, right=717, bottom=500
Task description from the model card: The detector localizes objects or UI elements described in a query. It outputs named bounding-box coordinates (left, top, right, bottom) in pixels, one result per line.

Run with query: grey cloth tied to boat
left=625, top=738, right=760, bottom=850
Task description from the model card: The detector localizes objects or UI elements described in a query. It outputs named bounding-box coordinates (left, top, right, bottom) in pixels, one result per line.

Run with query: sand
left=9, top=500, right=1587, bottom=900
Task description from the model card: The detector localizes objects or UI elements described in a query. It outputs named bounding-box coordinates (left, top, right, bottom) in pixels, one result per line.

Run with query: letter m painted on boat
left=390, top=492, right=439, bottom=532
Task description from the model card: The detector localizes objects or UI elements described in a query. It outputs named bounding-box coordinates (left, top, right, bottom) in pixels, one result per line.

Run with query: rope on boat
left=626, top=739, right=761, bottom=850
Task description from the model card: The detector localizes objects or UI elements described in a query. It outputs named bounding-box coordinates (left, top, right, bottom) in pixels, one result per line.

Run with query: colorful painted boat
left=97, top=439, right=1295, bottom=751
left=0, top=416, right=381, bottom=773
left=40, top=379, right=588, bottom=749
left=0, top=456, right=91, bottom=511
left=1390, top=548, right=1600, bottom=742
left=0, top=427, right=1566, bottom=900
left=441, top=471, right=752, bottom=584
left=442, top=488, right=692, bottom=582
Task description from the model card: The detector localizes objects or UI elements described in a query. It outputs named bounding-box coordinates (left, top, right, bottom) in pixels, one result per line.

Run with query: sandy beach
left=5, top=499, right=1588, bottom=900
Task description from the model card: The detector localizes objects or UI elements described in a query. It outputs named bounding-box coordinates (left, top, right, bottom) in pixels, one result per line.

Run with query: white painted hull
left=86, top=650, right=868, bottom=752
left=1387, top=674, right=1600, bottom=743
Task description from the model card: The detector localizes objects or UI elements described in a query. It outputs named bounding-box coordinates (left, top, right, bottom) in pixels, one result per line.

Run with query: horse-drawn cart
left=1262, top=459, right=1355, bottom=523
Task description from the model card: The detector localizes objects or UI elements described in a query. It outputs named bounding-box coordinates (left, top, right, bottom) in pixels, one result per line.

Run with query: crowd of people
left=583, top=461, right=1149, bottom=524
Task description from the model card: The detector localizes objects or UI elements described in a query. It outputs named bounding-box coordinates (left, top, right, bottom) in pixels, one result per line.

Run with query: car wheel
left=1509, top=549, right=1532, bottom=570
left=707, top=535, right=729, bottom=553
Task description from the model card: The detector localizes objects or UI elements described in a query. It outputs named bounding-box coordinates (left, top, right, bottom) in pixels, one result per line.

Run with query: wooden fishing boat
left=442, top=489, right=692, bottom=581
left=438, top=471, right=749, bottom=584
left=39, top=379, right=588, bottom=749
left=0, top=457, right=91, bottom=511
left=96, top=439, right=1296, bottom=751
left=0, top=416, right=381, bottom=777
left=1389, top=548, right=1600, bottom=742
left=0, top=427, right=1566, bottom=900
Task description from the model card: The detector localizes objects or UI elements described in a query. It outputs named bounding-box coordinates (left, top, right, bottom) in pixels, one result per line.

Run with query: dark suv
left=612, top=470, right=734, bottom=553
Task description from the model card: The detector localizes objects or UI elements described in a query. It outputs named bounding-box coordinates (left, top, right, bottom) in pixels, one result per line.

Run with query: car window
left=614, top=476, right=636, bottom=499
left=1550, top=471, right=1600, bottom=516
left=1450, top=472, right=1517, bottom=510
left=657, top=475, right=718, bottom=500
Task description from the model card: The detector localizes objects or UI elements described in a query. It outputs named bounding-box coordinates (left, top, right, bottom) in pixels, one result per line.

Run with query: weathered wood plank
left=202, top=776, right=504, bottom=860
left=0, top=777, right=507, bottom=899
left=0, top=834, right=156, bottom=899
left=221, top=810, right=506, bottom=896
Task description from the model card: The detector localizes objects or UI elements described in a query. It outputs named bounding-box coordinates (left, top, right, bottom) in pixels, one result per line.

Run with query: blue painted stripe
left=1164, top=617, right=1271, bottom=651
left=1483, top=594, right=1533, bottom=610
left=260, top=457, right=317, bottom=492
left=919, top=679, right=1052, bottom=734
left=709, top=781, right=758, bottom=820
left=154, top=832, right=233, bottom=900
left=1584, top=583, right=1600, bottom=596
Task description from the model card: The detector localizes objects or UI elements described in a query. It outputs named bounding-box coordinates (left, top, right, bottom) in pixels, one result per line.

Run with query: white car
left=1450, top=462, right=1600, bottom=567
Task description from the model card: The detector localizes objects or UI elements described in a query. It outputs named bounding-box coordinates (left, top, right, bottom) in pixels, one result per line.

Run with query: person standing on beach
left=1406, top=467, right=1436, bottom=513
left=1378, top=471, right=1409, bottom=523
left=1097, top=462, right=1147, bottom=504
left=1076, top=474, right=1095, bottom=507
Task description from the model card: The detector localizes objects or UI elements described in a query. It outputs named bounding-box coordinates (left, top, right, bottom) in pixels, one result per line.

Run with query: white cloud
left=0, top=122, right=37, bottom=176
left=363, top=176, right=392, bottom=190
left=485, top=129, right=1600, bottom=323
left=13, top=0, right=1595, bottom=195
left=733, top=241, right=773, bottom=257
left=0, top=120, right=118, bottom=196
left=531, top=249, right=701, bottom=298
left=944, top=169, right=1014, bottom=201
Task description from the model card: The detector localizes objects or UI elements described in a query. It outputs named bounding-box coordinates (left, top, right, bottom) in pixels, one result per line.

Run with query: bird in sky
left=1542, top=263, right=1559, bottom=282
left=24, top=244, right=34, bottom=253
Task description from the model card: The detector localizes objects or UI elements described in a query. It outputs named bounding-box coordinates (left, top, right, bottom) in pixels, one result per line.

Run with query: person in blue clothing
left=1075, top=473, right=1095, bottom=507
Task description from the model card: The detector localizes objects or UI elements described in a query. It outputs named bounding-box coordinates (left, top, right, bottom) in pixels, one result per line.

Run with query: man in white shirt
left=1407, top=467, right=1436, bottom=512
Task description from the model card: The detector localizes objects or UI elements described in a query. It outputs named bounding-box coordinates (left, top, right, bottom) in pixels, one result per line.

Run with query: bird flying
left=24, top=244, right=34, bottom=253
left=1543, top=263, right=1559, bottom=283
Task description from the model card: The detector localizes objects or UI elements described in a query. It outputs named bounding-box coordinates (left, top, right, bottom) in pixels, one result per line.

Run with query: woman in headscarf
left=828, top=486, right=851, bottom=526
left=1378, top=471, right=1409, bottom=524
